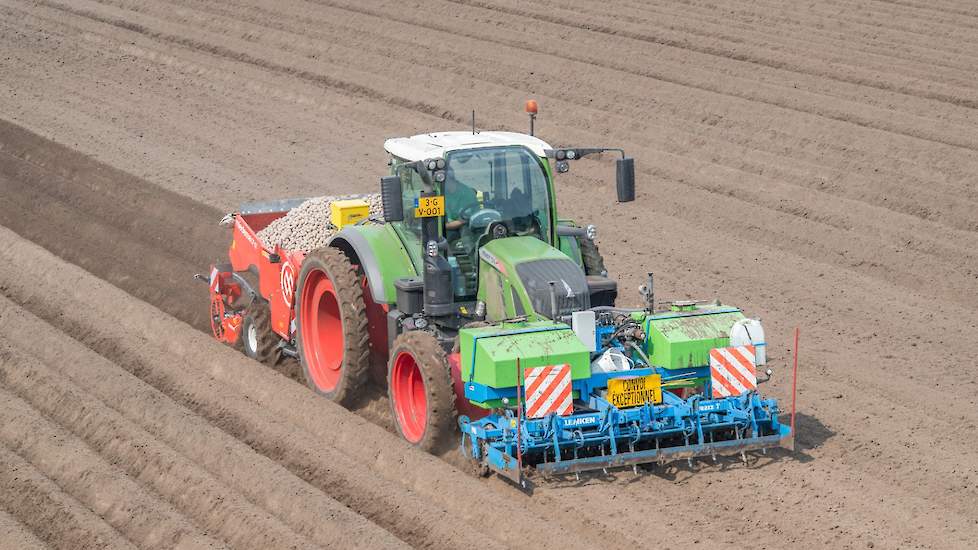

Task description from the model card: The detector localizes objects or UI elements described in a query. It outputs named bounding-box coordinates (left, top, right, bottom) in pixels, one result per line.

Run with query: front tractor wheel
left=296, top=247, right=370, bottom=406
left=388, top=331, right=457, bottom=452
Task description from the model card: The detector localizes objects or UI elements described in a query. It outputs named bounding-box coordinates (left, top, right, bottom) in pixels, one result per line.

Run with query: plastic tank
left=729, top=318, right=766, bottom=365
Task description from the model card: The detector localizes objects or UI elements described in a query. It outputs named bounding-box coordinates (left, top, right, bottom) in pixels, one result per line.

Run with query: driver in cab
left=443, top=166, right=479, bottom=238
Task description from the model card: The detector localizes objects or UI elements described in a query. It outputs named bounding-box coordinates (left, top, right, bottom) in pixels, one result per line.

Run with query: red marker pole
left=790, top=327, right=800, bottom=450
left=515, top=358, right=523, bottom=471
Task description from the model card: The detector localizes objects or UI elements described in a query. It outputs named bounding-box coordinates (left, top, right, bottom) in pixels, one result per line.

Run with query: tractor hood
left=477, top=236, right=589, bottom=320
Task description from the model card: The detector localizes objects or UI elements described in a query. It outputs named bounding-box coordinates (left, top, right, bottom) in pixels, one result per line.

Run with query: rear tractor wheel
left=388, top=331, right=456, bottom=452
left=296, top=247, right=370, bottom=406
left=240, top=299, right=279, bottom=363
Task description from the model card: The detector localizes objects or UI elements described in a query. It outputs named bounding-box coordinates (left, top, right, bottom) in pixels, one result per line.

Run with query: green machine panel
left=460, top=320, right=590, bottom=389
left=645, top=308, right=745, bottom=370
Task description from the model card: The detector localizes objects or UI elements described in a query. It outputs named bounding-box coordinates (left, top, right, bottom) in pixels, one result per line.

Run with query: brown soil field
left=1, top=1, right=977, bottom=548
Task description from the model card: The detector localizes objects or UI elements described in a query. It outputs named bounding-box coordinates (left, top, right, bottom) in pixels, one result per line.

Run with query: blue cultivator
left=456, top=304, right=796, bottom=486
left=460, top=373, right=791, bottom=485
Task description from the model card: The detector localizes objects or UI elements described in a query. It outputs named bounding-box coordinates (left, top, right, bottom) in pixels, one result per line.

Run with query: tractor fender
left=328, top=225, right=416, bottom=304
left=556, top=219, right=584, bottom=268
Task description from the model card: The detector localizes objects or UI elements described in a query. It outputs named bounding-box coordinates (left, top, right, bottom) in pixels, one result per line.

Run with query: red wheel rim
left=300, top=269, right=344, bottom=391
left=391, top=351, right=427, bottom=443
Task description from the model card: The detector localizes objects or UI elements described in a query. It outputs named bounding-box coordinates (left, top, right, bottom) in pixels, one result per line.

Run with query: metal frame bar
left=537, top=427, right=792, bottom=475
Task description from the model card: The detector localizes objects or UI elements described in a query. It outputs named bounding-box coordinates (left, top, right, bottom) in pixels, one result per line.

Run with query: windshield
left=442, top=145, right=552, bottom=298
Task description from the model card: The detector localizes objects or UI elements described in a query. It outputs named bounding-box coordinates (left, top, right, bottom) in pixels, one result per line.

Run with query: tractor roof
left=384, top=131, right=553, bottom=161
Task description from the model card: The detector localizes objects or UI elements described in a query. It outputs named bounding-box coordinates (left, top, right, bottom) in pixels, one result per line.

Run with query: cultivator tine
left=484, top=446, right=525, bottom=487
left=629, top=442, right=638, bottom=475
left=536, top=429, right=790, bottom=476
left=737, top=429, right=748, bottom=465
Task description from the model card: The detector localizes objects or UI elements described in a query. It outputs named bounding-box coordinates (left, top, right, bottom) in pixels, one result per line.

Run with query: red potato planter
left=207, top=209, right=370, bottom=406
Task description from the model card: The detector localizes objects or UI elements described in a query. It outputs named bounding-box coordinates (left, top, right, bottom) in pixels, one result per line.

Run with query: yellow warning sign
left=607, top=374, right=662, bottom=408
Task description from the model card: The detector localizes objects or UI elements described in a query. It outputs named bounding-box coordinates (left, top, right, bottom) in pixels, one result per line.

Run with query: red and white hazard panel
left=710, top=345, right=757, bottom=398
left=209, top=267, right=220, bottom=294
left=523, top=364, right=573, bottom=418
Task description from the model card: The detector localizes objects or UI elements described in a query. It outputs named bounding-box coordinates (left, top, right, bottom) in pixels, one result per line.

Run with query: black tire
left=388, top=331, right=457, bottom=453
left=580, top=237, right=607, bottom=277
left=240, top=299, right=279, bottom=363
left=295, top=247, right=370, bottom=407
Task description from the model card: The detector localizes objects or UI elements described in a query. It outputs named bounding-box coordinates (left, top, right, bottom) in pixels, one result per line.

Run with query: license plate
left=414, top=196, right=445, bottom=218
left=607, top=374, right=662, bottom=408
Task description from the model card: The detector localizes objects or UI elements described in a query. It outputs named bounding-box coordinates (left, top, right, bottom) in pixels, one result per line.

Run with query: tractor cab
left=441, top=145, right=554, bottom=298
left=382, top=131, right=632, bottom=323
left=383, top=132, right=558, bottom=303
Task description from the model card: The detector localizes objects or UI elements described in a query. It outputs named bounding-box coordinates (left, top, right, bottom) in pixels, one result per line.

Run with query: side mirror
left=380, top=175, right=404, bottom=222
left=616, top=157, right=635, bottom=203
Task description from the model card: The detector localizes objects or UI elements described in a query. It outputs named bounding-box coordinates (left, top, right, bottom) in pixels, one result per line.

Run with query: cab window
left=390, top=157, right=425, bottom=272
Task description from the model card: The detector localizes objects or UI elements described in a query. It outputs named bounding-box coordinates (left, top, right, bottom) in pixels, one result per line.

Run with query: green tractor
left=208, top=114, right=790, bottom=483
left=371, top=130, right=633, bottom=447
